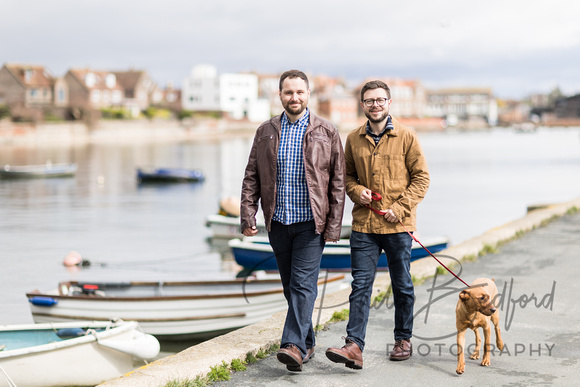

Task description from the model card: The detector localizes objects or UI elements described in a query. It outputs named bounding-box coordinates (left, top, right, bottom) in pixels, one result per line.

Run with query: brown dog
left=456, top=278, right=504, bottom=375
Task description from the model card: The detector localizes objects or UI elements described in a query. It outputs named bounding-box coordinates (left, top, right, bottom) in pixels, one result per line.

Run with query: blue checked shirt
left=273, top=109, right=313, bottom=225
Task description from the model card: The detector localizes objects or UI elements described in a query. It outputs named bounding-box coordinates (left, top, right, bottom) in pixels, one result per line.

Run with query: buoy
left=219, top=196, right=241, bottom=217
left=63, top=251, right=83, bottom=266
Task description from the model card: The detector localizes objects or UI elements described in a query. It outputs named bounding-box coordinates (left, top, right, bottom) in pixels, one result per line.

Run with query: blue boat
left=229, top=236, right=449, bottom=272
left=137, top=167, right=205, bottom=182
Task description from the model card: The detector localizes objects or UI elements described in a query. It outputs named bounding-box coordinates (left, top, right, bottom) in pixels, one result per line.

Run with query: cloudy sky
left=2, top=0, right=580, bottom=99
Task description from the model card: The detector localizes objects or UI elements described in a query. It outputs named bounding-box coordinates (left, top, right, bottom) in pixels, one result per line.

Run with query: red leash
left=365, top=191, right=470, bottom=288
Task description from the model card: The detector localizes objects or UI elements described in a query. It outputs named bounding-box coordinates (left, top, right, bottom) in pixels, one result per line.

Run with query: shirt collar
left=365, top=114, right=393, bottom=137
left=282, top=108, right=310, bottom=126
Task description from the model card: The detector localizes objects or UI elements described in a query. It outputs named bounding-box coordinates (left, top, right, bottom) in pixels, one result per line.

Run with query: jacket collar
left=271, top=109, right=321, bottom=133
left=357, top=114, right=400, bottom=138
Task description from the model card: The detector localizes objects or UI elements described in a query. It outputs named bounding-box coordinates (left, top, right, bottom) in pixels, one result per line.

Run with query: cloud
left=2, top=0, right=580, bottom=98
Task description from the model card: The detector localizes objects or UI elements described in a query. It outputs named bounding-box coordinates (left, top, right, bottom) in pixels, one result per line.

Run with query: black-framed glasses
left=363, top=98, right=389, bottom=107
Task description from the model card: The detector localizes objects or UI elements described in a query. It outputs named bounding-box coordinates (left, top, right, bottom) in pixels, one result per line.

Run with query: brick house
left=63, top=68, right=124, bottom=112
left=113, top=69, right=157, bottom=116
left=0, top=63, right=54, bottom=121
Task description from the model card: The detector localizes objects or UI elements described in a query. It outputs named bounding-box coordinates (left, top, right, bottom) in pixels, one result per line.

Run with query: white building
left=182, top=65, right=270, bottom=122
left=425, top=88, right=498, bottom=126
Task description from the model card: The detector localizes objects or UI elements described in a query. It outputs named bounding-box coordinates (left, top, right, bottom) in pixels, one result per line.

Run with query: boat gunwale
left=26, top=274, right=345, bottom=302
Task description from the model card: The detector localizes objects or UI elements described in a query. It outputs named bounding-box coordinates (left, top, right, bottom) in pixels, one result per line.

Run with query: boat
left=0, top=319, right=159, bottom=387
left=0, top=162, right=77, bottom=178
left=26, top=274, right=345, bottom=341
left=205, top=196, right=352, bottom=239
left=136, top=167, right=205, bottom=182
left=206, top=214, right=352, bottom=239
left=228, top=236, right=450, bottom=272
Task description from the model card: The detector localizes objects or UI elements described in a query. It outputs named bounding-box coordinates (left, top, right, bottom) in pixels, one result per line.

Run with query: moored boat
left=206, top=214, right=352, bottom=239
left=0, top=162, right=77, bottom=178
left=136, top=167, right=205, bottom=182
left=0, top=319, right=159, bottom=387
left=26, top=274, right=345, bottom=341
left=229, top=236, right=450, bottom=272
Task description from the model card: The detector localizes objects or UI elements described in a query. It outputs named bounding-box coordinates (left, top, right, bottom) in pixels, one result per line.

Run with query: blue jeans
left=268, top=220, right=324, bottom=358
left=346, top=231, right=414, bottom=351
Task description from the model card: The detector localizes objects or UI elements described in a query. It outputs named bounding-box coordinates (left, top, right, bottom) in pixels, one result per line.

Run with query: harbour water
left=1, top=126, right=579, bottom=331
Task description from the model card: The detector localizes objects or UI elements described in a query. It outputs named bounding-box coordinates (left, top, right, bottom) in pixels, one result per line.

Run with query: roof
left=3, top=63, right=54, bottom=87
left=67, top=68, right=123, bottom=91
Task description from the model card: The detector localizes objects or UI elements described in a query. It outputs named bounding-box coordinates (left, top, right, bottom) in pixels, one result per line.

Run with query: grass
left=315, top=309, right=350, bottom=331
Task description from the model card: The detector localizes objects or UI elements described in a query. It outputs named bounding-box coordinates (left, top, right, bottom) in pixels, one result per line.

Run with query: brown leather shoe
left=303, top=347, right=315, bottom=364
left=277, top=344, right=303, bottom=371
left=389, top=339, right=412, bottom=361
left=325, top=338, right=363, bottom=369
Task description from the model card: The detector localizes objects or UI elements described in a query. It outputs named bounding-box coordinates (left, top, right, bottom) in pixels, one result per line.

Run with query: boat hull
left=0, top=320, right=159, bottom=387
left=229, top=237, right=449, bottom=271
left=26, top=275, right=345, bottom=340
left=137, top=167, right=204, bottom=182
left=206, top=214, right=352, bottom=239
left=0, top=163, right=77, bottom=178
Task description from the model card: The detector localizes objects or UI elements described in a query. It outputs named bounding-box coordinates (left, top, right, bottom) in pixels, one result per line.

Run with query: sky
left=2, top=0, right=580, bottom=99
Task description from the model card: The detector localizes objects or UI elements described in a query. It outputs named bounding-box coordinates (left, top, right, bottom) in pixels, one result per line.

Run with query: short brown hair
left=279, top=70, right=309, bottom=91
left=360, top=80, right=391, bottom=101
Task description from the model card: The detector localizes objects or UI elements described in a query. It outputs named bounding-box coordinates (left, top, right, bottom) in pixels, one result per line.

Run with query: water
left=1, top=127, right=579, bottom=329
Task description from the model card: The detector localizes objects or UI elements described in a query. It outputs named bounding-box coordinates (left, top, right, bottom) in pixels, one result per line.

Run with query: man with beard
left=325, top=80, right=430, bottom=369
left=240, top=69, right=345, bottom=372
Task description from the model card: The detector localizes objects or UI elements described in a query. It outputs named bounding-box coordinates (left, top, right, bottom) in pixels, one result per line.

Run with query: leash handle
left=364, top=191, right=387, bottom=216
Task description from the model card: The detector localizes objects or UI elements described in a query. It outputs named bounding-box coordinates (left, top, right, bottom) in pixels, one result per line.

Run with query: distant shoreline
left=2, top=118, right=579, bottom=146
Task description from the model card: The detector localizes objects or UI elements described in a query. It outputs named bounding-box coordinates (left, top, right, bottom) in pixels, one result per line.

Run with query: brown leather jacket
left=345, top=115, right=430, bottom=234
left=241, top=112, right=346, bottom=240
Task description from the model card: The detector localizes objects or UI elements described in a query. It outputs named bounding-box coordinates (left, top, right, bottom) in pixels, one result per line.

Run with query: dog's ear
left=459, top=290, right=470, bottom=300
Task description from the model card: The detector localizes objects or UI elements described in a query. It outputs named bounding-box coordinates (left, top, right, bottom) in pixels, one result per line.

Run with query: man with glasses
left=241, top=69, right=345, bottom=372
left=325, top=80, right=430, bottom=369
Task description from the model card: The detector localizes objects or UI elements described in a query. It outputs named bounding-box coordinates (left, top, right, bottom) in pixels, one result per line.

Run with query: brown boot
left=277, top=344, right=303, bottom=371
left=325, top=338, right=363, bottom=369
left=389, top=339, right=412, bottom=361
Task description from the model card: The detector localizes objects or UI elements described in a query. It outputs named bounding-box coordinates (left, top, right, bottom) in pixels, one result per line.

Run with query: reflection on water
left=1, top=127, right=579, bottom=333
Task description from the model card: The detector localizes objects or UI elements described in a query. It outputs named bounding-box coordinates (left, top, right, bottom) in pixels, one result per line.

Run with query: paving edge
left=99, top=197, right=580, bottom=386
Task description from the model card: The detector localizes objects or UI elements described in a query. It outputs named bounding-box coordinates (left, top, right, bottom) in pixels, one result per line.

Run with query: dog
left=456, top=278, right=504, bottom=375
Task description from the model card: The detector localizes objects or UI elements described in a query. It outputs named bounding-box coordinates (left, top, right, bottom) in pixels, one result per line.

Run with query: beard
left=283, top=100, right=307, bottom=117
left=364, top=108, right=389, bottom=123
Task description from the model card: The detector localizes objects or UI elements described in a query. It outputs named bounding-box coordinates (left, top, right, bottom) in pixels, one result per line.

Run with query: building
left=182, top=65, right=270, bottom=122
left=63, top=68, right=124, bottom=112
left=113, top=70, right=157, bottom=116
left=313, top=75, right=358, bottom=127
left=425, top=88, right=498, bottom=127
left=0, top=63, right=54, bottom=121
left=554, top=94, right=580, bottom=119
left=151, top=82, right=182, bottom=112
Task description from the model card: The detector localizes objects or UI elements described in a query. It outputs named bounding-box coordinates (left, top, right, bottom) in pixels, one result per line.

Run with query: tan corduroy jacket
left=345, top=115, right=430, bottom=234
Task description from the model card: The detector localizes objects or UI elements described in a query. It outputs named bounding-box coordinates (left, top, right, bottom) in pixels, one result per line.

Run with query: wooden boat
left=0, top=162, right=77, bottom=178
left=136, top=167, right=205, bottom=182
left=229, top=236, right=450, bottom=272
left=26, top=274, right=345, bottom=340
left=0, top=319, right=159, bottom=387
left=206, top=214, right=352, bottom=239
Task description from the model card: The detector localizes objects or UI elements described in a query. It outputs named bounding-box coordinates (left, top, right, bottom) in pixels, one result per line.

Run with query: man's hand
left=325, top=238, right=339, bottom=243
left=383, top=209, right=398, bottom=223
left=360, top=188, right=372, bottom=205
left=242, top=226, right=258, bottom=237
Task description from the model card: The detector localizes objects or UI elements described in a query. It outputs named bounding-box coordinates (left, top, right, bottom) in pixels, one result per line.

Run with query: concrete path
left=101, top=198, right=580, bottom=386
left=215, top=206, right=580, bottom=386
